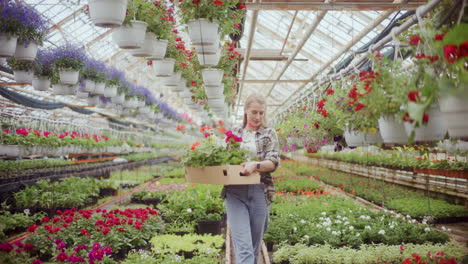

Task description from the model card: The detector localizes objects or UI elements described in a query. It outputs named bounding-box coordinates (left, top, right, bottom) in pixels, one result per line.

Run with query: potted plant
left=6, top=57, right=34, bottom=83
left=0, top=1, right=20, bottom=57
left=81, top=58, right=106, bottom=94
left=87, top=0, right=128, bottom=28
left=112, top=0, right=148, bottom=49
left=49, top=44, right=86, bottom=85
left=32, top=49, right=55, bottom=91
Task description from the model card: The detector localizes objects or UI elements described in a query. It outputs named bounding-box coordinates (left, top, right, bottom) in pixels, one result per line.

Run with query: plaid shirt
left=220, top=126, right=280, bottom=204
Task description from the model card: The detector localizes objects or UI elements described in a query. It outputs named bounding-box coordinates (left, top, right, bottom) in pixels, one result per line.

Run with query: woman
left=221, top=93, right=280, bottom=264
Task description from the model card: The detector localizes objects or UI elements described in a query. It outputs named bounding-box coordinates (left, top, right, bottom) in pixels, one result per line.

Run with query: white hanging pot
left=164, top=71, right=181, bottom=87
left=59, top=69, right=79, bottom=85
left=14, top=41, right=38, bottom=61
left=93, top=82, right=105, bottom=95
left=172, top=78, right=186, bottom=93
left=194, top=40, right=220, bottom=55
left=404, top=106, right=447, bottom=142
left=147, top=39, right=168, bottom=60
left=32, top=76, right=50, bottom=91
left=129, top=32, right=157, bottom=57
left=104, top=85, right=117, bottom=98
left=208, top=98, right=225, bottom=109
left=378, top=114, right=408, bottom=144
left=439, top=95, right=468, bottom=139
left=198, top=52, right=220, bottom=66
left=0, top=33, right=18, bottom=57
left=205, top=83, right=224, bottom=99
left=112, top=93, right=125, bottom=104
left=137, top=99, right=146, bottom=107
left=187, top=19, right=219, bottom=46
left=344, top=129, right=367, bottom=147
left=87, top=95, right=99, bottom=106
left=112, top=20, right=148, bottom=49
left=153, top=58, right=175, bottom=77
left=53, top=84, right=75, bottom=95
left=89, top=0, right=128, bottom=28
left=13, top=70, right=33, bottom=83
left=201, top=68, right=223, bottom=87
left=76, top=89, right=89, bottom=99
left=83, top=79, right=95, bottom=92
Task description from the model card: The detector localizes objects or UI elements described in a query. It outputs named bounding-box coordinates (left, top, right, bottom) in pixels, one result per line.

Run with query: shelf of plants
left=1, top=0, right=468, bottom=263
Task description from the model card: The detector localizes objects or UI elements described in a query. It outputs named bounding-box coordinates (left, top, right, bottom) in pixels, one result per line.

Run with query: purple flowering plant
left=33, top=49, right=56, bottom=79
left=6, top=56, right=35, bottom=71
left=0, top=0, right=48, bottom=45
left=105, top=66, right=125, bottom=88
left=82, top=58, right=107, bottom=83
left=49, top=44, right=87, bottom=71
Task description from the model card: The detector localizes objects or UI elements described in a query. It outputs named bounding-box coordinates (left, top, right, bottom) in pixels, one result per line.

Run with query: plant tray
left=185, top=165, right=260, bottom=185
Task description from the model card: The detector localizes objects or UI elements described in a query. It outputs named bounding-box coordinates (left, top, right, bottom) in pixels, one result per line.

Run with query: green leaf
left=442, top=23, right=468, bottom=46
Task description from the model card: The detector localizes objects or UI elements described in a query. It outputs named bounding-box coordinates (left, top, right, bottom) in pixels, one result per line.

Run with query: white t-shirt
left=240, top=129, right=257, bottom=161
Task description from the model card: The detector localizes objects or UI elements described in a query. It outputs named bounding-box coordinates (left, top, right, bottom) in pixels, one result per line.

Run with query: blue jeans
left=225, top=184, right=270, bottom=264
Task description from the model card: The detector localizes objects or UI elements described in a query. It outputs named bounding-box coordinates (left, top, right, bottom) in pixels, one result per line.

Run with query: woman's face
left=245, top=101, right=265, bottom=129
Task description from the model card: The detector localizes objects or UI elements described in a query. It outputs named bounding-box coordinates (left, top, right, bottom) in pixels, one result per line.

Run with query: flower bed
left=0, top=207, right=165, bottom=263
left=280, top=161, right=467, bottom=220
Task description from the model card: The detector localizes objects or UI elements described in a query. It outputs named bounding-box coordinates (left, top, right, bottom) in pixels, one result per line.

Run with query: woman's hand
left=240, top=162, right=257, bottom=176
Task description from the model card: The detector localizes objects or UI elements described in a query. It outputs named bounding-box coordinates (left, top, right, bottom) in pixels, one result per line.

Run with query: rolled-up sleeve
left=263, top=128, right=280, bottom=170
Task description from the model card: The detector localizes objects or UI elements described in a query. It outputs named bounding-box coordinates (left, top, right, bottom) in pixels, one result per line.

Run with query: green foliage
left=273, top=242, right=466, bottom=264
left=6, top=57, right=35, bottom=71
left=0, top=210, right=46, bottom=240
left=0, top=158, right=70, bottom=172
left=150, top=234, right=224, bottom=259
left=181, top=137, right=248, bottom=167
left=124, top=0, right=172, bottom=40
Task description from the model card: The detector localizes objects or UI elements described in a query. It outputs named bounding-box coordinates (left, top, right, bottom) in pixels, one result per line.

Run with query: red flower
left=434, top=33, right=445, bottom=41
left=234, top=23, right=241, bottom=29
left=422, top=113, right=429, bottom=123
left=191, top=80, right=196, bottom=86
left=214, top=0, right=223, bottom=5
left=239, top=4, right=247, bottom=9
left=102, top=227, right=111, bottom=234
left=192, top=0, right=200, bottom=4
left=181, top=62, right=188, bottom=68
left=190, top=141, right=200, bottom=150
left=0, top=243, right=13, bottom=253
left=320, top=109, right=328, bottom=117
left=407, top=90, right=420, bottom=102
left=57, top=252, right=68, bottom=261
left=317, top=98, right=326, bottom=110
left=41, top=216, right=50, bottom=223
left=326, top=89, right=334, bottom=95
left=459, top=41, right=468, bottom=57
left=147, top=60, right=153, bottom=66
left=348, top=87, right=359, bottom=100
left=3, top=129, right=9, bottom=133
left=117, top=227, right=125, bottom=232
left=354, top=103, right=365, bottom=111
left=125, top=9, right=129, bottom=16
left=80, top=228, right=90, bottom=236
left=204, top=132, right=210, bottom=138
left=443, top=45, right=459, bottom=63
left=408, top=35, right=422, bottom=45
left=175, top=37, right=182, bottom=42
left=172, top=29, right=178, bottom=33
left=313, top=122, right=320, bottom=129
left=27, top=224, right=38, bottom=232
left=32, top=260, right=42, bottom=264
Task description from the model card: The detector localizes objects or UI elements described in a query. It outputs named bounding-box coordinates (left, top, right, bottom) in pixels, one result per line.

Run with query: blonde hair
left=243, top=93, right=268, bottom=128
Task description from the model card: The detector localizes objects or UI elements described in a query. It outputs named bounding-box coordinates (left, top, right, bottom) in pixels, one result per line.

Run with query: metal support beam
left=280, top=11, right=298, bottom=55
left=240, top=79, right=312, bottom=83
left=86, top=28, right=116, bottom=49
left=48, top=8, right=84, bottom=33
left=242, top=1, right=425, bottom=11
left=265, top=9, right=327, bottom=98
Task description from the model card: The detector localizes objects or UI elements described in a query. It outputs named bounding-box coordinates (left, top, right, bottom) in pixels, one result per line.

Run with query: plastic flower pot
left=88, top=0, right=128, bottom=28
left=194, top=40, right=220, bottom=55
left=104, top=85, right=117, bottom=98
left=14, top=41, right=38, bottom=61
left=93, top=81, right=105, bottom=95
left=87, top=95, right=99, bottom=107
left=187, top=19, right=219, bottom=46
left=83, top=79, right=96, bottom=92
left=207, top=98, right=225, bottom=108
left=76, top=89, right=89, bottom=99
left=53, top=84, right=76, bottom=95
left=0, top=33, right=18, bottom=57
left=147, top=39, right=168, bottom=60
left=201, top=68, right=223, bottom=87
left=59, top=69, right=79, bottom=85
left=112, top=20, right=148, bottom=49
left=139, top=106, right=150, bottom=114
left=112, top=93, right=125, bottom=104
left=378, top=114, right=408, bottom=144
left=13, top=70, right=33, bottom=83
left=0, top=145, right=22, bottom=156
left=32, top=76, right=50, bottom=91
left=196, top=220, right=221, bottom=235
left=152, top=58, right=175, bottom=77
left=129, top=32, right=157, bottom=57
left=404, top=106, right=447, bottom=142
left=163, top=71, right=181, bottom=87
left=205, top=83, right=224, bottom=99
left=198, top=52, right=220, bottom=66
left=439, top=95, right=468, bottom=139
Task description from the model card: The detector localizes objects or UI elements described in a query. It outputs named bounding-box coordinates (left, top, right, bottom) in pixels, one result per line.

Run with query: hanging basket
left=129, top=32, right=157, bottom=57
left=164, top=71, right=181, bottom=86
left=76, top=90, right=89, bottom=99
left=404, top=106, right=447, bottom=142
left=112, top=94, right=125, bottom=104
left=53, top=84, right=76, bottom=95
left=187, top=19, right=219, bottom=46
left=93, top=82, right=105, bottom=95
left=104, top=85, right=117, bottom=98
left=13, top=70, right=33, bottom=83
left=88, top=0, right=128, bottom=28
left=147, top=38, right=169, bottom=60
left=112, top=20, right=148, bottom=49
left=83, top=79, right=96, bottom=92
left=87, top=95, right=99, bottom=107
left=153, top=58, right=175, bottom=77
left=14, top=41, right=38, bottom=61
left=194, top=40, right=220, bottom=55
left=32, top=76, right=50, bottom=91
left=439, top=95, right=468, bottom=139
left=198, top=52, right=220, bottom=66
left=0, top=33, right=18, bottom=57
left=208, top=98, right=225, bottom=109
left=344, top=128, right=382, bottom=147
left=205, top=83, right=224, bottom=99
left=378, top=114, right=408, bottom=144
left=59, top=69, right=79, bottom=85
left=201, top=68, right=223, bottom=87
